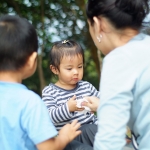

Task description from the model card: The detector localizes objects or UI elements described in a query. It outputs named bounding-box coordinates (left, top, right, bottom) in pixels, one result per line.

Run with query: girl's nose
left=73, top=69, right=78, bottom=74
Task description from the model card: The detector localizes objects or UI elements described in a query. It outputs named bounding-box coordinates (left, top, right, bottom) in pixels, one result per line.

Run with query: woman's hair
left=86, top=0, right=150, bottom=30
left=49, top=40, right=84, bottom=70
left=0, top=15, right=38, bottom=71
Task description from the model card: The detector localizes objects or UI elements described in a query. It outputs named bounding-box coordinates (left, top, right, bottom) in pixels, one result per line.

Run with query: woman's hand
left=82, top=96, right=100, bottom=112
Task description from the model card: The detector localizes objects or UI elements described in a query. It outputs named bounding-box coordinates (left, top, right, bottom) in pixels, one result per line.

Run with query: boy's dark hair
left=0, top=15, right=38, bottom=71
left=86, top=0, right=150, bottom=30
left=49, top=40, right=84, bottom=71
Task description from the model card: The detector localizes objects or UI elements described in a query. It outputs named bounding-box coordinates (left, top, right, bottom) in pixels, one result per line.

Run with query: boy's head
left=0, top=15, right=38, bottom=72
left=49, top=40, right=84, bottom=71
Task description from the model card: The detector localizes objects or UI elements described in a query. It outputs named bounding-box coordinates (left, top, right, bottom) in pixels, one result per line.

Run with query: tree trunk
left=76, top=0, right=102, bottom=85
left=37, top=0, right=46, bottom=95
left=37, top=54, right=46, bottom=95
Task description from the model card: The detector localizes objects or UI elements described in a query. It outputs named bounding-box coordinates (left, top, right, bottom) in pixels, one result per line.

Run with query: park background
left=1, top=0, right=150, bottom=96
left=0, top=0, right=103, bottom=96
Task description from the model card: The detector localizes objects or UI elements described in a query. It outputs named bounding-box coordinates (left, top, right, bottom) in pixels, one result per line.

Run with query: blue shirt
left=94, top=33, right=150, bottom=150
left=0, top=82, right=58, bottom=150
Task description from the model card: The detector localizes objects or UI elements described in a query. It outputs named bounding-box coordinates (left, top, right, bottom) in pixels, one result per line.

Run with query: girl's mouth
left=73, top=78, right=78, bottom=81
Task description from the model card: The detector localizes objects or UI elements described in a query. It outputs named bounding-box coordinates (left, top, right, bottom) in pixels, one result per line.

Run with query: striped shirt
left=42, top=80, right=100, bottom=130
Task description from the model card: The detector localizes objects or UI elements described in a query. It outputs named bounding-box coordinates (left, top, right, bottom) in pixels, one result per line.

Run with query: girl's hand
left=67, top=95, right=84, bottom=112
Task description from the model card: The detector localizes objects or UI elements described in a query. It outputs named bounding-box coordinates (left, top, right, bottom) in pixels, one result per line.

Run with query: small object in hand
left=76, top=96, right=91, bottom=115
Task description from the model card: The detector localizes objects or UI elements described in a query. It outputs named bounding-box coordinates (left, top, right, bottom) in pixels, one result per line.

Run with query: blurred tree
left=0, top=0, right=101, bottom=95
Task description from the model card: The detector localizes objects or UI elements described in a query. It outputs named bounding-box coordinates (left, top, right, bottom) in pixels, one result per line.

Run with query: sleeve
left=22, top=94, right=58, bottom=144
left=94, top=52, right=135, bottom=150
left=42, top=88, right=73, bottom=124
left=88, top=82, right=100, bottom=98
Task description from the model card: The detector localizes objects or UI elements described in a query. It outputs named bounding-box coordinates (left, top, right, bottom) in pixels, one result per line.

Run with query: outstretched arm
left=36, top=120, right=81, bottom=150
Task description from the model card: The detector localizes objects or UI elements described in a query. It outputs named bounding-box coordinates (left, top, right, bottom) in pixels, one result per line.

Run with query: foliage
left=0, top=0, right=100, bottom=95
left=83, top=50, right=99, bottom=90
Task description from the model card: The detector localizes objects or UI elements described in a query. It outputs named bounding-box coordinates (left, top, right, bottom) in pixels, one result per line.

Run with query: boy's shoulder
left=0, top=81, right=42, bottom=112
left=17, top=87, right=45, bottom=113
left=24, top=88, right=41, bottom=100
left=0, top=81, right=40, bottom=99
left=17, top=85, right=42, bottom=106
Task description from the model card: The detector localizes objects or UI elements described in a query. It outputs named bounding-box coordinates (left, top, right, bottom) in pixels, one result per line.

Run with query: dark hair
left=49, top=40, right=84, bottom=70
left=0, top=15, right=38, bottom=71
left=86, top=0, right=150, bottom=30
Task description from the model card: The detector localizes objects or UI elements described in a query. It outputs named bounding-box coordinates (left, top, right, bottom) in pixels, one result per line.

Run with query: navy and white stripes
left=42, top=80, right=100, bottom=130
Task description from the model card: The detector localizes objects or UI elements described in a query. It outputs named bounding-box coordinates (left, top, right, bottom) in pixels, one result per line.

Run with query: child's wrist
left=58, top=134, right=70, bottom=144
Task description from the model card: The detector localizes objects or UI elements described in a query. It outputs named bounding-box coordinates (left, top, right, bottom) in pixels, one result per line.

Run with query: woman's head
left=49, top=40, right=84, bottom=71
left=86, top=0, right=150, bottom=55
left=86, top=0, right=149, bottom=30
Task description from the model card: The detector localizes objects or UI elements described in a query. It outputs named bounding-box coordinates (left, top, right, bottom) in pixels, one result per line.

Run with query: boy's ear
left=26, top=52, right=37, bottom=69
left=50, top=65, right=58, bottom=75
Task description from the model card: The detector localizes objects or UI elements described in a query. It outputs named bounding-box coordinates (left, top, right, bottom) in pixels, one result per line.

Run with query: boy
left=0, top=15, right=81, bottom=150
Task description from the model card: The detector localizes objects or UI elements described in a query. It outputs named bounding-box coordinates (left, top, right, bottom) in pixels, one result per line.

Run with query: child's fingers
left=74, top=122, right=81, bottom=129
left=70, top=95, right=76, bottom=101
left=71, top=120, right=81, bottom=128
left=77, top=108, right=85, bottom=111
left=72, top=95, right=76, bottom=100
left=75, top=130, right=82, bottom=136
left=71, top=119, right=78, bottom=126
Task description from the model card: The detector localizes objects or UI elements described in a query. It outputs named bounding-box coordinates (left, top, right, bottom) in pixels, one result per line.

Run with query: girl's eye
left=67, top=68, right=72, bottom=70
left=78, top=66, right=83, bottom=68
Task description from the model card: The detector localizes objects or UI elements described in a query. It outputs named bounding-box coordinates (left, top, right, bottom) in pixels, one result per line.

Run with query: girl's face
left=56, top=54, right=83, bottom=89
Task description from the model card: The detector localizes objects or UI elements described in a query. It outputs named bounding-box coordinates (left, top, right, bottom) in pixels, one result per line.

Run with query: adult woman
left=85, top=0, right=150, bottom=150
